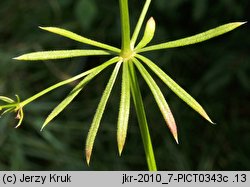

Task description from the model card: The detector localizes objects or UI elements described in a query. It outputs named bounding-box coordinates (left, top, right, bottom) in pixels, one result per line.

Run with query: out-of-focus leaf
left=0, top=96, right=15, bottom=103
left=192, top=0, right=207, bottom=21
left=15, top=108, right=24, bottom=128
left=75, top=0, right=97, bottom=31
left=1, top=107, right=15, bottom=116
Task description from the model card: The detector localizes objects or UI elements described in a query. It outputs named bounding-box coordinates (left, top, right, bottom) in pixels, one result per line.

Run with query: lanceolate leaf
left=130, top=0, right=152, bottom=48
left=0, top=96, right=15, bottom=103
left=20, top=57, right=120, bottom=107
left=39, top=27, right=121, bottom=53
left=41, top=72, right=97, bottom=130
left=133, top=58, right=178, bottom=143
left=85, top=61, right=122, bottom=165
left=117, top=60, right=130, bottom=155
left=13, top=50, right=111, bottom=61
left=138, top=22, right=246, bottom=52
left=41, top=57, right=120, bottom=130
left=1, top=107, right=15, bottom=116
left=135, top=17, right=156, bottom=50
left=137, top=54, right=214, bottom=124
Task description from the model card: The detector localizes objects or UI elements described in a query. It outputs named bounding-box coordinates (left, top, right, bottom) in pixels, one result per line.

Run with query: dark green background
left=0, top=0, right=249, bottom=170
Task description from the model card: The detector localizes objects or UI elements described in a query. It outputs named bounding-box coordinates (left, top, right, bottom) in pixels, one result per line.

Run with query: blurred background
left=0, top=0, right=249, bottom=170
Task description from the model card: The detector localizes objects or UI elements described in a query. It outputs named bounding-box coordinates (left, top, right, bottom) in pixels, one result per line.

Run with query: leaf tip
left=148, top=17, right=156, bottom=30
left=39, top=26, right=47, bottom=30
left=135, top=17, right=156, bottom=50
left=39, top=26, right=52, bottom=32
left=228, top=21, right=248, bottom=31
left=231, top=21, right=247, bottom=29
left=14, top=124, right=20, bottom=128
left=118, top=149, right=123, bottom=156
left=14, top=119, right=23, bottom=128
left=238, top=21, right=247, bottom=25
left=117, top=131, right=127, bottom=156
left=118, top=141, right=124, bottom=156
left=202, top=112, right=216, bottom=125
left=40, top=122, right=48, bottom=131
left=13, top=54, right=32, bottom=61
left=85, top=148, right=92, bottom=166
left=209, top=120, right=216, bottom=125
left=173, top=132, right=179, bottom=144
left=12, top=56, right=22, bottom=60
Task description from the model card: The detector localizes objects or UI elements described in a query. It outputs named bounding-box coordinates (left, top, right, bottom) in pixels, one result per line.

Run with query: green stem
left=119, top=0, right=131, bottom=56
left=128, top=61, right=157, bottom=171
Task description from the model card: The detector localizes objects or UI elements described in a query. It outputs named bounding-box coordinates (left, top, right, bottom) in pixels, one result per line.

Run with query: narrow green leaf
left=85, top=61, right=122, bottom=165
left=0, top=103, right=17, bottom=110
left=117, top=60, right=130, bottom=155
left=15, top=95, right=20, bottom=103
left=135, top=17, right=156, bottom=50
left=41, top=57, right=120, bottom=130
left=0, top=96, right=15, bottom=103
left=138, top=22, right=246, bottom=52
left=41, top=73, right=96, bottom=130
left=39, top=27, right=121, bottom=53
left=20, top=57, right=120, bottom=107
left=128, top=61, right=157, bottom=171
left=1, top=107, right=15, bottom=116
left=13, top=50, right=111, bottom=61
left=133, top=58, right=178, bottom=143
left=130, top=0, right=152, bottom=48
left=137, top=54, right=214, bottom=124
